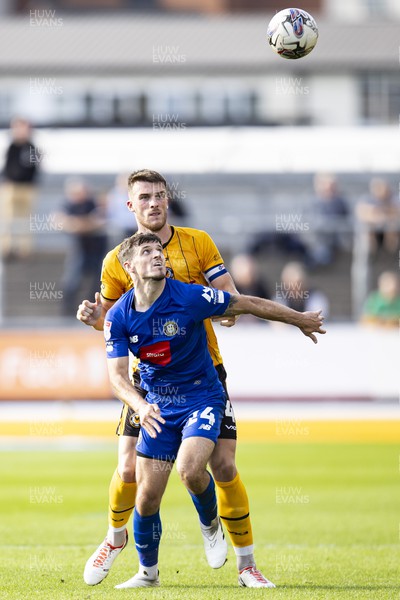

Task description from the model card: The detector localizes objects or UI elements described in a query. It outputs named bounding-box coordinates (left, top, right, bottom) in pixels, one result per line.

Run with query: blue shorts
left=136, top=389, right=226, bottom=462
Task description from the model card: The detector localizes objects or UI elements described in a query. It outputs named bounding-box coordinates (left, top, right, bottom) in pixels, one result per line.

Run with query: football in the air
left=267, top=8, right=318, bottom=60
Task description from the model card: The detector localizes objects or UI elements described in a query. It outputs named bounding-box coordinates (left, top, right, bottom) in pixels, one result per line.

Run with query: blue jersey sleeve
left=185, top=284, right=231, bottom=322
left=104, top=307, right=129, bottom=359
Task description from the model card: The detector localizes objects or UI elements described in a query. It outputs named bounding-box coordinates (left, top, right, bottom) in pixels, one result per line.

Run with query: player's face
left=132, top=242, right=166, bottom=281
left=127, top=181, right=169, bottom=232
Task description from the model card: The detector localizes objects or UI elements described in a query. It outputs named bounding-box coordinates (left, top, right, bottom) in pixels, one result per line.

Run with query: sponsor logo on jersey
left=202, top=287, right=213, bottom=303
left=129, top=334, right=139, bottom=343
left=201, top=286, right=225, bottom=305
left=104, top=320, right=112, bottom=341
left=139, top=341, right=172, bottom=366
left=162, top=320, right=179, bottom=337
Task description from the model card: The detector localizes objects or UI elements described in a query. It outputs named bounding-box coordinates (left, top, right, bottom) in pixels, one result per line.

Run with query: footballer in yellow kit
left=81, top=170, right=275, bottom=590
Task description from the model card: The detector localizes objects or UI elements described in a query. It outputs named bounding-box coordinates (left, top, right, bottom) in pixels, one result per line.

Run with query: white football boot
left=83, top=531, right=128, bottom=585
left=238, top=566, right=276, bottom=588
left=115, top=569, right=160, bottom=588
left=200, top=516, right=228, bottom=569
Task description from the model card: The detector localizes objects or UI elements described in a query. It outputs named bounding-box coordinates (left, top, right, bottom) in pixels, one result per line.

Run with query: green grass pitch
left=0, top=442, right=399, bottom=599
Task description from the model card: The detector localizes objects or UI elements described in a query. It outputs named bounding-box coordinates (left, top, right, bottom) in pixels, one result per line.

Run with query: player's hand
left=211, top=315, right=239, bottom=327
left=76, top=292, right=103, bottom=326
left=298, top=310, right=326, bottom=344
left=138, top=402, right=165, bottom=439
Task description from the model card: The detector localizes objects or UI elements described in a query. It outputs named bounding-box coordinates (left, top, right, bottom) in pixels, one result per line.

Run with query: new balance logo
left=199, top=424, right=212, bottom=431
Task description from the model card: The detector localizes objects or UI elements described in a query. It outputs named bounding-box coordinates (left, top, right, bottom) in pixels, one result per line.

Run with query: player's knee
left=210, top=459, right=237, bottom=483
left=117, top=436, right=137, bottom=483
left=177, top=462, right=203, bottom=491
left=117, top=460, right=136, bottom=483
left=209, top=439, right=237, bottom=482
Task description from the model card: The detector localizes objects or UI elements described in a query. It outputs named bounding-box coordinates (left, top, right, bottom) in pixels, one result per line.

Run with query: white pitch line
left=0, top=400, right=399, bottom=422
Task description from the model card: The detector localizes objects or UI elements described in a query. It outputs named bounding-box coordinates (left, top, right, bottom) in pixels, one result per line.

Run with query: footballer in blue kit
left=105, top=278, right=231, bottom=461
left=103, top=231, right=325, bottom=589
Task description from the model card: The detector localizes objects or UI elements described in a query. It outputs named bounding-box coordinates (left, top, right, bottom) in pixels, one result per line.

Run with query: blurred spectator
left=229, top=253, right=270, bottom=324
left=274, top=261, right=329, bottom=317
left=1, top=117, right=39, bottom=260
left=247, top=229, right=310, bottom=264
left=106, top=173, right=135, bottom=249
left=307, top=173, right=350, bottom=266
left=230, top=253, right=270, bottom=297
left=361, top=271, right=400, bottom=328
left=356, top=178, right=400, bottom=254
left=58, top=178, right=107, bottom=316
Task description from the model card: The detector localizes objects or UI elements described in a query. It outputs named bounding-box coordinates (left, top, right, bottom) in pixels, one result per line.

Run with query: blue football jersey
left=105, top=279, right=231, bottom=395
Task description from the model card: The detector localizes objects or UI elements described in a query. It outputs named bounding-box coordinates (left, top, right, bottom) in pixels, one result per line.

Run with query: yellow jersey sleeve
left=100, top=246, right=132, bottom=301
left=196, top=230, right=228, bottom=283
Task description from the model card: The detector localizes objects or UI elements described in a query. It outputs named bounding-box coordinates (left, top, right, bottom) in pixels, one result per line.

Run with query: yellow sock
left=215, top=472, right=254, bottom=550
left=108, top=468, right=137, bottom=528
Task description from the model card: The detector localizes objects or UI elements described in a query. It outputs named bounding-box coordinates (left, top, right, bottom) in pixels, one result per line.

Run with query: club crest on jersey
left=163, top=320, right=179, bottom=337
left=104, top=320, right=112, bottom=341
left=129, top=413, right=141, bottom=428
left=165, top=267, right=175, bottom=279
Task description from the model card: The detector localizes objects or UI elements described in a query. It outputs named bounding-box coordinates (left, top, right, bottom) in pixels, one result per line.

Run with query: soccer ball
left=267, top=8, right=318, bottom=60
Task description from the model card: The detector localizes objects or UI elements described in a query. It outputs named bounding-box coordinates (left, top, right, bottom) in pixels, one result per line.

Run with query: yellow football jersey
left=100, top=226, right=228, bottom=366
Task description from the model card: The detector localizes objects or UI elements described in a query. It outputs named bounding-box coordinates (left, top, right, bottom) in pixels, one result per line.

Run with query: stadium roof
left=0, top=15, right=398, bottom=74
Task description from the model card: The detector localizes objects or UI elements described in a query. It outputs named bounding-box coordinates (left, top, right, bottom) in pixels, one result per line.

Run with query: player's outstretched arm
left=107, top=356, right=165, bottom=438
left=76, top=292, right=114, bottom=331
left=223, top=294, right=326, bottom=344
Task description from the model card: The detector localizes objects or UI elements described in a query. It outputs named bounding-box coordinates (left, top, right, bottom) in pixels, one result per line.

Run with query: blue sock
left=189, top=472, right=218, bottom=526
left=133, top=508, right=162, bottom=567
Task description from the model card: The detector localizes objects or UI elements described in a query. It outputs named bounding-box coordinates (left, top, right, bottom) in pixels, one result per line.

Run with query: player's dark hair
left=118, top=232, right=163, bottom=268
left=127, top=169, right=167, bottom=190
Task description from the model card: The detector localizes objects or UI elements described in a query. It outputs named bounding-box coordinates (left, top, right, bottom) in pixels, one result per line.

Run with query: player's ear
left=124, top=260, right=135, bottom=274
left=126, top=199, right=135, bottom=213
